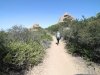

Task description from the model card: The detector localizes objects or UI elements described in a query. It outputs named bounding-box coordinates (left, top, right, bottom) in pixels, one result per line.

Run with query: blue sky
left=0, top=0, right=100, bottom=30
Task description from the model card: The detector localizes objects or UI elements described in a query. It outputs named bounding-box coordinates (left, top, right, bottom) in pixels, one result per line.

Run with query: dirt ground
left=26, top=36, right=100, bottom=75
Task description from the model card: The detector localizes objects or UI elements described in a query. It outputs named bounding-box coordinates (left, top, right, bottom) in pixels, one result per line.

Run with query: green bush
left=41, top=34, right=53, bottom=41
left=3, top=42, right=44, bottom=66
left=0, top=25, right=52, bottom=75
left=0, top=30, right=9, bottom=61
left=46, top=21, right=70, bottom=35
left=63, top=12, right=100, bottom=62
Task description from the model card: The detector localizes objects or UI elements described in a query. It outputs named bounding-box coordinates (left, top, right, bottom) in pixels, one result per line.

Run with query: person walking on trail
left=56, top=30, right=61, bottom=45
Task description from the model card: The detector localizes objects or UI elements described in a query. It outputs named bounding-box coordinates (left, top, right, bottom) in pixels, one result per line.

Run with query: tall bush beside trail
left=0, top=30, right=10, bottom=61
left=78, top=19, right=100, bottom=60
left=0, top=30, right=11, bottom=74
left=63, top=13, right=100, bottom=63
left=78, top=19, right=100, bottom=46
left=0, top=25, right=52, bottom=75
left=3, top=42, right=44, bottom=67
left=65, top=19, right=92, bottom=57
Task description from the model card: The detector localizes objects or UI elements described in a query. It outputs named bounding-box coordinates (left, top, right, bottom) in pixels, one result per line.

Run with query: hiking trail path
left=27, top=36, right=98, bottom=75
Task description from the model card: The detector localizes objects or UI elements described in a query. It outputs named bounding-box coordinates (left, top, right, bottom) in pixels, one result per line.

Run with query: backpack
left=56, top=32, right=61, bottom=39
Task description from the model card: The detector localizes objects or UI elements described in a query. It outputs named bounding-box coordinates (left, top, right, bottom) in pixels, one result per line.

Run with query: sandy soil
left=26, top=36, right=99, bottom=75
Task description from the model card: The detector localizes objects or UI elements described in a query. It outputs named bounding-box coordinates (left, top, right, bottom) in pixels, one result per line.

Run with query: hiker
left=56, top=30, right=61, bottom=45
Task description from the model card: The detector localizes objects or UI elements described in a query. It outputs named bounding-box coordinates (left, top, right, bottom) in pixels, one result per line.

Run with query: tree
left=96, top=12, right=100, bottom=19
left=87, top=16, right=96, bottom=22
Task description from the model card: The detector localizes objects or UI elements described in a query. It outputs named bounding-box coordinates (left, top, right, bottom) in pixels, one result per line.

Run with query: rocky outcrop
left=33, top=24, right=40, bottom=28
left=58, top=12, right=75, bottom=23
left=29, top=23, right=41, bottom=31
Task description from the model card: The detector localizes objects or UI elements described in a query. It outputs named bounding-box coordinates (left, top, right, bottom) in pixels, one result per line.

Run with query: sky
left=0, top=0, right=100, bottom=30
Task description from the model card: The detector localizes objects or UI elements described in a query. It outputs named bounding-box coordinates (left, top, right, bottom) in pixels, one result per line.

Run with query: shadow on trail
left=55, top=43, right=59, bottom=45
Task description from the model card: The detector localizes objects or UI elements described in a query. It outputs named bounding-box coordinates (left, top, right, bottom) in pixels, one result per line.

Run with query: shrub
left=3, top=41, right=44, bottom=66
left=0, top=25, right=52, bottom=75
left=63, top=13, right=100, bottom=63
left=41, top=34, right=53, bottom=41
left=0, top=30, right=9, bottom=61
left=46, top=21, right=70, bottom=35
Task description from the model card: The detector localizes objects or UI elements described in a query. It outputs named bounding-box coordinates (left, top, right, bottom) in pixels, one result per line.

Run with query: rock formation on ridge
left=58, top=12, right=75, bottom=23
left=29, top=23, right=41, bottom=31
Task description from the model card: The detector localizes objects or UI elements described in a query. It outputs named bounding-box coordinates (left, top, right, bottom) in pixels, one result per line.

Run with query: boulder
left=58, top=12, right=75, bottom=23
left=28, top=23, right=40, bottom=31
left=33, top=23, right=40, bottom=28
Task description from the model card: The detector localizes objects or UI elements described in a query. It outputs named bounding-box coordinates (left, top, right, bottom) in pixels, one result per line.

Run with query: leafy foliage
left=46, top=21, right=70, bottom=35
left=64, top=12, right=100, bottom=63
left=0, top=25, right=52, bottom=75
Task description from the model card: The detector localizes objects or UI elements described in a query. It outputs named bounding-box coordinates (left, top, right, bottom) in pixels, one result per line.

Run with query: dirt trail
left=26, top=36, right=96, bottom=75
